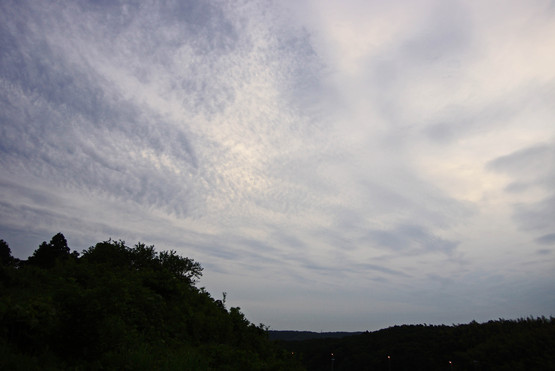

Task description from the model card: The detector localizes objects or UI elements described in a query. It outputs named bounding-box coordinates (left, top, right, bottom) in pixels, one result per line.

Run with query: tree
left=159, top=249, right=203, bottom=283
left=80, top=239, right=130, bottom=267
left=0, top=239, right=16, bottom=266
left=27, top=233, right=71, bottom=268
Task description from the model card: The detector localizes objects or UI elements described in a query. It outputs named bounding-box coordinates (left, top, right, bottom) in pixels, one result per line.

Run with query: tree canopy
left=0, top=234, right=302, bottom=370
left=26, top=232, right=72, bottom=268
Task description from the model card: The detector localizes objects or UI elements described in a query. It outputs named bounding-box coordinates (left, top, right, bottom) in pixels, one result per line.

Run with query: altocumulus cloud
left=0, top=0, right=554, bottom=331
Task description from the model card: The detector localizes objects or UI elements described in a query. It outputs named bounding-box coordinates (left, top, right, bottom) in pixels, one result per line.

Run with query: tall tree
left=0, top=239, right=16, bottom=266
left=27, top=233, right=71, bottom=268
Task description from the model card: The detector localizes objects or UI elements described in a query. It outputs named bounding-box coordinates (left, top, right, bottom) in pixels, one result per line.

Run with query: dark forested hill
left=278, top=317, right=555, bottom=370
left=0, top=234, right=303, bottom=370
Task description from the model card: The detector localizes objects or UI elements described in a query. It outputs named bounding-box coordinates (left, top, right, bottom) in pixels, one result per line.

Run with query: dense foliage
left=2, top=234, right=553, bottom=370
left=0, top=234, right=302, bottom=370
left=280, top=317, right=555, bottom=370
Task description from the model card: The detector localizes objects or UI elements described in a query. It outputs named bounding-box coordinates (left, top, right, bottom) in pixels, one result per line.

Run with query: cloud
left=367, top=224, right=459, bottom=255
left=0, top=0, right=324, bottom=220
left=487, top=143, right=555, bottom=235
left=487, top=144, right=553, bottom=182
left=536, top=233, right=555, bottom=245
left=513, top=196, right=555, bottom=231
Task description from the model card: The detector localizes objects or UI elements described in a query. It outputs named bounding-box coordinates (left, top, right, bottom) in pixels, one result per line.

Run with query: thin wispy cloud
left=1, top=0, right=554, bottom=331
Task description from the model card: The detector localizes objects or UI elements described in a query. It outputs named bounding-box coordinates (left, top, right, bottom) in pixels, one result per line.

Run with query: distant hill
left=269, top=330, right=362, bottom=341
left=276, top=317, right=555, bottom=371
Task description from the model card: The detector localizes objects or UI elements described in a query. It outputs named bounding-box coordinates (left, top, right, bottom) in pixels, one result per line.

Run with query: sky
left=1, top=0, right=554, bottom=332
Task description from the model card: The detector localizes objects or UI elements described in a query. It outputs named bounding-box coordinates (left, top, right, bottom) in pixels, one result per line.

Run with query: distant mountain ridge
left=274, top=318, right=555, bottom=370
left=269, top=330, right=363, bottom=341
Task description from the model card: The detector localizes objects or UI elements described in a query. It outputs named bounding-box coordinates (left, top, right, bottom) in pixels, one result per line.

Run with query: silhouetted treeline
left=0, top=234, right=303, bottom=370
left=279, top=317, right=555, bottom=370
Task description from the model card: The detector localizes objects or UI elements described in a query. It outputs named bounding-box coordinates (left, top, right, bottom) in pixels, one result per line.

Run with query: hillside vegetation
left=2, top=233, right=553, bottom=370
left=0, top=234, right=303, bottom=370
left=279, top=317, right=555, bottom=370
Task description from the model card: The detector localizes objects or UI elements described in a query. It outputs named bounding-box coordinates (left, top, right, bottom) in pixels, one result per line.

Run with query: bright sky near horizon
left=1, top=0, right=554, bottom=331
